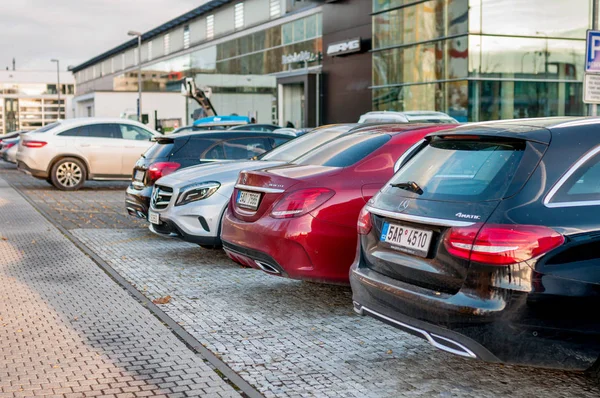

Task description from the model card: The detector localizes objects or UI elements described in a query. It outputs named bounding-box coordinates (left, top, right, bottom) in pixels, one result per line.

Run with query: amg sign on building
left=326, top=38, right=361, bottom=57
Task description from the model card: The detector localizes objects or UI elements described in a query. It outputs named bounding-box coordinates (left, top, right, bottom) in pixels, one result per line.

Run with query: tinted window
left=120, top=124, right=153, bottom=140
left=83, top=124, right=120, bottom=139
left=550, top=149, right=600, bottom=204
left=262, top=131, right=344, bottom=162
left=204, top=143, right=226, bottom=160
left=174, top=138, right=218, bottom=159
left=143, top=142, right=174, bottom=160
left=270, top=137, right=291, bottom=147
left=58, top=127, right=82, bottom=137
left=293, top=133, right=391, bottom=167
left=389, top=138, right=525, bottom=201
left=223, top=137, right=270, bottom=159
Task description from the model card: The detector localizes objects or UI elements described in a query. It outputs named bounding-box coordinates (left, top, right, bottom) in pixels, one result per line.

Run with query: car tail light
left=22, top=140, right=47, bottom=148
left=270, top=188, right=334, bottom=219
left=3, top=142, right=16, bottom=149
left=146, top=161, right=181, bottom=185
left=444, top=223, right=564, bottom=266
left=357, top=206, right=372, bottom=235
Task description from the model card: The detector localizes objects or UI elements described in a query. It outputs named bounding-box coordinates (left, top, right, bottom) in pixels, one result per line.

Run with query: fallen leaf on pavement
left=386, top=349, right=393, bottom=354
left=152, top=295, right=172, bottom=304
left=1, top=237, right=7, bottom=241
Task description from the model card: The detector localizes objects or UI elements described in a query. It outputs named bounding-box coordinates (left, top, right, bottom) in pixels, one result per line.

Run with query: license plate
left=134, top=170, right=145, bottom=181
left=236, top=190, right=261, bottom=210
left=380, top=222, right=433, bottom=257
left=148, top=211, right=160, bottom=225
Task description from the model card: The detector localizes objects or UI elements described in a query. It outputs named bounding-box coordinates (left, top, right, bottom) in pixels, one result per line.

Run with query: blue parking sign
left=586, top=30, right=600, bottom=72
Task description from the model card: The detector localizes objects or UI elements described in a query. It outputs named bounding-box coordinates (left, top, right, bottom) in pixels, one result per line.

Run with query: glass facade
left=372, top=0, right=590, bottom=121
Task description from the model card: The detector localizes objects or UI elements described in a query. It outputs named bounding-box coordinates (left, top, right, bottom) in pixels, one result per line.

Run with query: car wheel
left=199, top=207, right=227, bottom=250
left=51, top=158, right=86, bottom=191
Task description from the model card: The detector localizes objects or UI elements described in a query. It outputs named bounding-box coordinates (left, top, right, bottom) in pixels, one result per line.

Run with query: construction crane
left=181, top=77, right=217, bottom=119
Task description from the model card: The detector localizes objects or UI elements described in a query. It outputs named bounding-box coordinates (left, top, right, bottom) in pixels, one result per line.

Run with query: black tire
left=50, top=157, right=87, bottom=191
left=45, top=178, right=53, bottom=185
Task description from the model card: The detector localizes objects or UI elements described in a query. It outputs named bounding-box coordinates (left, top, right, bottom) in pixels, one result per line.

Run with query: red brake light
left=444, top=223, right=564, bottom=266
left=147, top=161, right=181, bottom=184
left=357, top=206, right=372, bottom=235
left=22, top=140, right=47, bottom=148
left=3, top=142, right=16, bottom=149
left=270, top=188, right=334, bottom=219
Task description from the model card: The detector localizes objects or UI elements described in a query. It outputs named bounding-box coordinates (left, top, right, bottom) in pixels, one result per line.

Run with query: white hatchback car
left=17, top=118, right=160, bottom=190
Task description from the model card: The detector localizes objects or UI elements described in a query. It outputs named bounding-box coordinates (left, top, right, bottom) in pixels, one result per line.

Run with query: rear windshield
left=293, top=133, right=390, bottom=167
left=143, top=141, right=175, bottom=160
left=389, top=138, right=525, bottom=201
left=260, top=129, right=348, bottom=162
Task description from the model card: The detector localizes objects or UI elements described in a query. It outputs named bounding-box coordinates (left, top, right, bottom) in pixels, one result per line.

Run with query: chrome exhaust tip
left=254, top=260, right=281, bottom=275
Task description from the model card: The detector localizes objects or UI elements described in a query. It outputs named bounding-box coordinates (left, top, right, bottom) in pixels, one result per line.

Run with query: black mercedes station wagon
left=350, top=117, right=600, bottom=381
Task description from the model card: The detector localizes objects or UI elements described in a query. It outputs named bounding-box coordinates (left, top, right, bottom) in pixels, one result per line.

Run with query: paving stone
left=0, top=174, right=239, bottom=398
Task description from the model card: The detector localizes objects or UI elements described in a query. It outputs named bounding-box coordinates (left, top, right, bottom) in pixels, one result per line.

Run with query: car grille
left=151, top=185, right=173, bottom=210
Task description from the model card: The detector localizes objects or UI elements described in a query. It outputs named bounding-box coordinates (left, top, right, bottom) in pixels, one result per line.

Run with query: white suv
left=16, top=118, right=160, bottom=190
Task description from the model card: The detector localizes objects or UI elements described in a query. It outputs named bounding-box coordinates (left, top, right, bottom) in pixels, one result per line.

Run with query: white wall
left=170, top=27, right=184, bottom=53
left=215, top=4, right=235, bottom=36
left=91, top=92, right=187, bottom=129
left=246, top=0, right=269, bottom=26
left=189, top=18, right=207, bottom=45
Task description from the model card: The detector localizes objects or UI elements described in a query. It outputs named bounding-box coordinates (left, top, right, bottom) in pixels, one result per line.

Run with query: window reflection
left=469, top=35, right=584, bottom=80
left=469, top=0, right=590, bottom=38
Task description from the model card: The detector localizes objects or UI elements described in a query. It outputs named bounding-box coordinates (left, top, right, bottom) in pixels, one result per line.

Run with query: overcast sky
left=0, top=0, right=208, bottom=72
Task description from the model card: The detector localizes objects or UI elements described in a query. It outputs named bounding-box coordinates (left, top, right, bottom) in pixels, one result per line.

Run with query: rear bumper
left=221, top=208, right=356, bottom=284
left=125, top=185, right=151, bottom=218
left=350, top=248, right=600, bottom=370
left=17, top=160, right=48, bottom=178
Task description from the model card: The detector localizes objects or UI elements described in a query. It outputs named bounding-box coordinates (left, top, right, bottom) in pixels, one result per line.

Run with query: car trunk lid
left=363, top=134, right=547, bottom=294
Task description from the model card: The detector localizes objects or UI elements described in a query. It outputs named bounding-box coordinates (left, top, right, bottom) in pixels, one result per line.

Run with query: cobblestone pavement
left=0, top=176, right=240, bottom=397
left=0, top=163, right=145, bottom=230
left=3, top=164, right=600, bottom=398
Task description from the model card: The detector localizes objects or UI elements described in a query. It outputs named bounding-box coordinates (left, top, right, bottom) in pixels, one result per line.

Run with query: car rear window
left=389, top=138, right=526, bottom=201
left=143, top=141, right=175, bottom=160
left=261, top=129, right=347, bottom=162
left=293, top=133, right=390, bottom=167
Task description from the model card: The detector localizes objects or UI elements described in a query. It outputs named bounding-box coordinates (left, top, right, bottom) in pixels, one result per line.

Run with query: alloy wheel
left=56, top=162, right=83, bottom=188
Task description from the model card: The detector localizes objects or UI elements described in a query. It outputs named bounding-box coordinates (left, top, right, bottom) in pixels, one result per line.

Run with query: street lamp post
left=50, top=59, right=61, bottom=120
left=128, top=31, right=143, bottom=122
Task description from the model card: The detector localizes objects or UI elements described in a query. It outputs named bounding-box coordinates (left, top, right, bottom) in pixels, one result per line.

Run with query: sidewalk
left=0, top=177, right=240, bottom=398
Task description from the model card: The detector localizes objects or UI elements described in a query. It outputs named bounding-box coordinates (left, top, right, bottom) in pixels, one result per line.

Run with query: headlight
left=175, top=181, right=220, bottom=206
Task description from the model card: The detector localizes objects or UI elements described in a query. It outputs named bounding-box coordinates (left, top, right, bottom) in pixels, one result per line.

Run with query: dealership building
left=71, top=0, right=593, bottom=127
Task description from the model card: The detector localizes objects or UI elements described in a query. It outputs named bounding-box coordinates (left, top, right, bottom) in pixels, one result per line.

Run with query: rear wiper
left=390, top=181, right=423, bottom=195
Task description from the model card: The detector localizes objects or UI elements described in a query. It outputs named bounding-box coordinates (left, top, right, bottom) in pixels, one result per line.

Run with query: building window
left=148, top=41, right=153, bottom=61
left=92, top=66, right=96, bottom=79
left=121, top=53, right=125, bottom=70
left=100, top=62, right=104, bottom=77
left=110, top=58, right=114, bottom=73
left=183, top=25, right=190, bottom=49
left=270, top=0, right=280, bottom=18
left=207, top=15, right=215, bottom=40
left=234, top=2, right=244, bottom=30
left=134, top=48, right=139, bottom=65
left=164, top=33, right=171, bottom=55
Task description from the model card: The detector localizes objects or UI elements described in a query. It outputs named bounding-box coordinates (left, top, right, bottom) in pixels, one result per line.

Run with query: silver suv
left=16, top=118, right=159, bottom=190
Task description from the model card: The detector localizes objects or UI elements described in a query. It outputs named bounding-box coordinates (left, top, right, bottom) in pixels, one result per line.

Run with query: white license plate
left=148, top=211, right=160, bottom=225
left=236, top=190, right=261, bottom=210
left=380, top=222, right=433, bottom=257
left=134, top=170, right=145, bottom=181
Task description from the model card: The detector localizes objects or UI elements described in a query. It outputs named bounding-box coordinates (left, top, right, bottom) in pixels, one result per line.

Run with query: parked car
left=221, top=123, right=456, bottom=284
left=350, top=117, right=600, bottom=381
left=272, top=127, right=312, bottom=137
left=0, top=130, right=25, bottom=143
left=126, top=130, right=295, bottom=219
left=358, top=111, right=458, bottom=124
left=147, top=124, right=357, bottom=248
left=229, top=124, right=281, bottom=132
left=0, top=137, right=19, bottom=163
left=193, top=115, right=249, bottom=129
left=16, top=118, right=160, bottom=190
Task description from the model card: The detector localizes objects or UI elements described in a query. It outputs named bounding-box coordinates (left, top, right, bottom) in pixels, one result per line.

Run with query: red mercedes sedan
left=221, top=124, right=456, bottom=284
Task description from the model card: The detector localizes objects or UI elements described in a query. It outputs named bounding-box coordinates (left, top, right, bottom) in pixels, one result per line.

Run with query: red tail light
left=3, top=142, right=16, bottom=149
left=444, top=223, right=564, bottom=266
left=146, top=161, right=181, bottom=184
left=270, top=188, right=334, bottom=219
left=22, top=140, right=47, bottom=148
left=357, top=206, right=372, bottom=235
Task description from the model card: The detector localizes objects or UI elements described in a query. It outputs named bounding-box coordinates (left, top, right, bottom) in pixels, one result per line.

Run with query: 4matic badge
left=455, top=212, right=481, bottom=220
